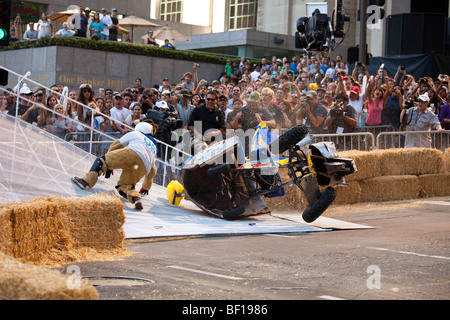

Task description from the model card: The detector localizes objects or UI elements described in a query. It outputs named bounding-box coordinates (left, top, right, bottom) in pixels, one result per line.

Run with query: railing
left=0, top=65, right=190, bottom=187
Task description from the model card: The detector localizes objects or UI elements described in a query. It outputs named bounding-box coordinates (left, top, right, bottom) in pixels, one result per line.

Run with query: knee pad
left=89, top=156, right=106, bottom=176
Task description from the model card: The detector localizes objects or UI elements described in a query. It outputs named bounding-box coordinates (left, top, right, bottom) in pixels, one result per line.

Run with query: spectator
left=232, top=91, right=275, bottom=132
left=23, top=22, right=38, bottom=40
left=176, top=89, right=195, bottom=129
left=125, top=103, right=144, bottom=129
left=438, top=90, right=450, bottom=130
left=99, top=8, right=113, bottom=41
left=261, top=88, right=284, bottom=130
left=297, top=90, right=328, bottom=134
left=0, top=92, right=7, bottom=113
left=402, top=93, right=444, bottom=148
left=89, top=12, right=104, bottom=40
left=227, top=85, right=241, bottom=110
left=192, top=93, right=201, bottom=107
left=382, top=82, right=404, bottom=130
left=188, top=91, right=225, bottom=144
left=76, top=83, right=99, bottom=133
left=226, top=99, right=244, bottom=129
left=325, top=93, right=357, bottom=133
left=217, top=94, right=229, bottom=123
left=37, top=94, right=57, bottom=131
left=181, top=71, right=195, bottom=93
left=135, top=78, right=145, bottom=94
left=8, top=86, right=39, bottom=124
left=347, top=86, right=365, bottom=127
left=109, top=8, right=119, bottom=41
left=364, top=79, right=388, bottom=127
left=55, top=22, right=75, bottom=37
left=122, top=92, right=133, bottom=110
left=72, top=6, right=88, bottom=37
left=278, top=100, right=294, bottom=129
left=37, top=12, right=53, bottom=38
left=162, top=39, right=176, bottom=50
left=51, top=104, right=72, bottom=139
left=110, top=94, right=131, bottom=135
left=144, top=30, right=159, bottom=46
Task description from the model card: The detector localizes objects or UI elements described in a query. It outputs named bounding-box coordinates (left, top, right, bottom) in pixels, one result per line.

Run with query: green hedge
left=1, top=36, right=255, bottom=65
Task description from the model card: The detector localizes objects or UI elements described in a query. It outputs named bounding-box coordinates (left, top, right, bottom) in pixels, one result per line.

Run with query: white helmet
left=135, top=122, right=154, bottom=135
left=155, top=100, right=169, bottom=111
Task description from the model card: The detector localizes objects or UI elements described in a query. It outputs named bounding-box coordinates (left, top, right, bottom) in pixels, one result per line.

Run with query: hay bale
left=359, top=175, right=420, bottom=203
left=0, top=205, right=13, bottom=256
left=375, top=148, right=443, bottom=176
left=338, top=150, right=381, bottom=181
left=59, top=195, right=125, bottom=250
left=418, top=173, right=450, bottom=197
left=0, top=194, right=126, bottom=266
left=0, top=252, right=98, bottom=300
left=333, top=181, right=361, bottom=205
left=443, top=148, right=450, bottom=173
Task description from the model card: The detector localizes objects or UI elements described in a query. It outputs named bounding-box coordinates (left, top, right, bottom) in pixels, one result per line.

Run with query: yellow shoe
left=166, top=180, right=185, bottom=206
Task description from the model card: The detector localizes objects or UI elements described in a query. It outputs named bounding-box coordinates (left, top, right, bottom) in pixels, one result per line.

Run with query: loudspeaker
left=385, top=13, right=446, bottom=56
left=347, top=46, right=369, bottom=64
left=0, top=69, right=8, bottom=86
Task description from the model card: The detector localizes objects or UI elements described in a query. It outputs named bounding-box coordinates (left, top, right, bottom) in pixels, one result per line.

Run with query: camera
left=330, top=100, right=346, bottom=118
left=404, top=98, right=415, bottom=110
left=418, top=78, right=428, bottom=85
left=144, top=109, right=182, bottom=135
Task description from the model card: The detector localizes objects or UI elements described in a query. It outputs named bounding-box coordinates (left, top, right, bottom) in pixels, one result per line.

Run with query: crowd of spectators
left=1, top=49, right=449, bottom=155
left=12, top=6, right=176, bottom=46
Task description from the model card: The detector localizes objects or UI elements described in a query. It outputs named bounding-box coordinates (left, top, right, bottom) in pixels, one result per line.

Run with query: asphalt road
left=70, top=198, right=449, bottom=303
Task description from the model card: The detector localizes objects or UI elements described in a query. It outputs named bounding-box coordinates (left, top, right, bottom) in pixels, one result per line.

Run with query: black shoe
left=132, top=197, right=143, bottom=210
left=72, top=177, right=89, bottom=190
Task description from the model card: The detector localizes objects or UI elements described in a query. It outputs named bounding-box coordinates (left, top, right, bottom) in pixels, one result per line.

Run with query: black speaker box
left=385, top=13, right=446, bottom=56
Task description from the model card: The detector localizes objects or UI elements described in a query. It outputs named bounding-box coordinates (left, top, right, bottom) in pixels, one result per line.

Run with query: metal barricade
left=311, top=132, right=375, bottom=151
left=376, top=130, right=450, bottom=151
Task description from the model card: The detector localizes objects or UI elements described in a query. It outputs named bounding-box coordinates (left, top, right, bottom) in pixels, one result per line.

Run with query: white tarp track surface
left=0, top=115, right=371, bottom=239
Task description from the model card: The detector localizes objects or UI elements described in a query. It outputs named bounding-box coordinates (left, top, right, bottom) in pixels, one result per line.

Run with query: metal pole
left=359, top=0, right=367, bottom=64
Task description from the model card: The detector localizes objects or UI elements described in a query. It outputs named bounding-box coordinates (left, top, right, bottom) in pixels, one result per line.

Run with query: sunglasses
left=206, top=98, right=216, bottom=101
left=219, top=98, right=227, bottom=102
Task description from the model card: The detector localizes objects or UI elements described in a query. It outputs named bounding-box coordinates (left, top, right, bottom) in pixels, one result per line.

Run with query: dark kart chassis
left=180, top=125, right=357, bottom=221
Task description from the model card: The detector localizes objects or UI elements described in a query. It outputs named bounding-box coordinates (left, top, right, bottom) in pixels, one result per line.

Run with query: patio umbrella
left=48, top=8, right=80, bottom=23
left=152, top=24, right=190, bottom=42
left=119, top=13, right=160, bottom=42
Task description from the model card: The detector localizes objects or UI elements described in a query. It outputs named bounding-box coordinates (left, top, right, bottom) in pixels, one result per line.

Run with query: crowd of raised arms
left=1, top=49, right=449, bottom=155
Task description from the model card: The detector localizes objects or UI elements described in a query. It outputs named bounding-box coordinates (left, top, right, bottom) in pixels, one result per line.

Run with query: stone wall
left=0, top=46, right=224, bottom=92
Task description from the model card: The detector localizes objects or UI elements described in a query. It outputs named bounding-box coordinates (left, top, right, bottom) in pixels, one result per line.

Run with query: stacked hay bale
left=0, top=252, right=98, bottom=300
left=0, top=194, right=126, bottom=299
left=265, top=147, right=449, bottom=212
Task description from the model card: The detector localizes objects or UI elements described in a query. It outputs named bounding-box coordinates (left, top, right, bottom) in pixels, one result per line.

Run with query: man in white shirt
left=347, top=86, right=365, bottom=127
left=110, top=94, right=131, bottom=134
left=99, top=8, right=112, bottom=40
left=72, top=122, right=158, bottom=210
left=55, top=22, right=76, bottom=37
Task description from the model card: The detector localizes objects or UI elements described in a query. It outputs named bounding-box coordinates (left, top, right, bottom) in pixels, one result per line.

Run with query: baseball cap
left=180, top=89, right=192, bottom=97
left=111, top=8, right=117, bottom=12
left=155, top=100, right=169, bottom=110
left=247, top=91, right=261, bottom=103
left=418, top=93, right=430, bottom=102
left=350, top=86, right=360, bottom=94
left=19, top=86, right=32, bottom=95
left=305, top=90, right=317, bottom=98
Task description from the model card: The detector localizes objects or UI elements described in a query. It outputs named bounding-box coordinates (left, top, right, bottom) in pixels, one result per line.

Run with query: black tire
left=222, top=206, right=245, bottom=220
left=302, top=187, right=337, bottom=223
left=270, top=125, right=309, bottom=154
left=207, top=164, right=230, bottom=178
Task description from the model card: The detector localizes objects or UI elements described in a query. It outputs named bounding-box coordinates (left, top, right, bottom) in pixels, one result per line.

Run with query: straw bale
left=374, top=148, right=442, bottom=176
left=0, top=205, right=13, bottom=256
left=442, top=148, right=450, bottom=173
left=338, top=150, right=381, bottom=181
left=0, top=252, right=98, bottom=300
left=359, top=175, right=420, bottom=203
left=418, top=173, right=450, bottom=197
left=333, top=181, right=361, bottom=205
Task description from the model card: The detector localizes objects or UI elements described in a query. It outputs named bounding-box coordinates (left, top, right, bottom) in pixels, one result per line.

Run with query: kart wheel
left=302, top=187, right=337, bottom=223
left=270, top=125, right=308, bottom=154
left=207, top=164, right=230, bottom=178
left=222, top=206, right=245, bottom=220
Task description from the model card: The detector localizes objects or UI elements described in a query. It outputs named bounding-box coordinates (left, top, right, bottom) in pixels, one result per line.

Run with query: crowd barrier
left=2, top=66, right=449, bottom=188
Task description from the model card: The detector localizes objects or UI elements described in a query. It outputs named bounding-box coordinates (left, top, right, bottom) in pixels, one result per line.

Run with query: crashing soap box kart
left=170, top=124, right=357, bottom=222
